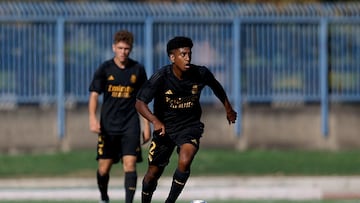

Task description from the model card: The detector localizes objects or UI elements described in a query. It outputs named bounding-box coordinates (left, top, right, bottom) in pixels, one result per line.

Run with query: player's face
left=171, top=47, right=192, bottom=72
left=112, top=41, right=132, bottom=64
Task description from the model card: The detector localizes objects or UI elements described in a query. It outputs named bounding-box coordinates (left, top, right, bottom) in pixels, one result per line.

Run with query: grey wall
left=0, top=104, right=359, bottom=154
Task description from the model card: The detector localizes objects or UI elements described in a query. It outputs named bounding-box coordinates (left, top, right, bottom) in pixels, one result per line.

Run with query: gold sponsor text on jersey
left=108, top=85, right=134, bottom=98
left=170, top=101, right=193, bottom=109
left=166, top=95, right=198, bottom=109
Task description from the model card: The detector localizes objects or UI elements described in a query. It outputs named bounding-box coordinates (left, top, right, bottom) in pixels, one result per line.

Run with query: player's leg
left=142, top=164, right=165, bottom=203
left=96, top=133, right=115, bottom=202
left=121, top=119, right=142, bottom=203
left=122, top=155, right=138, bottom=203
left=97, top=158, right=113, bottom=202
left=165, top=143, right=198, bottom=203
left=142, top=133, right=175, bottom=203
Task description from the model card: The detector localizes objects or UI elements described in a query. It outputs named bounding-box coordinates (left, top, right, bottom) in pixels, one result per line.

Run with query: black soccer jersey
left=89, top=58, right=147, bottom=134
left=137, top=64, right=227, bottom=134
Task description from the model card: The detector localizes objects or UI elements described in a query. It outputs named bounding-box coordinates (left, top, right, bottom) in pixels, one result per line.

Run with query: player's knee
left=124, top=166, right=136, bottom=172
left=97, top=168, right=109, bottom=176
left=177, top=160, right=192, bottom=172
left=144, top=170, right=157, bottom=181
left=178, top=156, right=195, bottom=172
left=123, top=162, right=136, bottom=172
left=144, top=166, right=163, bottom=181
left=98, top=165, right=112, bottom=175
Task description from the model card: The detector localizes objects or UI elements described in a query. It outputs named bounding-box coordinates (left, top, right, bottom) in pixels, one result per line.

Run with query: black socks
left=97, top=170, right=110, bottom=201
left=124, top=171, right=137, bottom=203
left=97, top=170, right=138, bottom=203
left=141, top=169, right=190, bottom=203
left=165, top=169, right=190, bottom=203
left=142, top=177, right=158, bottom=203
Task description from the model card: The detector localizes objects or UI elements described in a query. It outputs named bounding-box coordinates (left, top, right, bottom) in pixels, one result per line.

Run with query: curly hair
left=166, top=36, right=193, bottom=56
left=113, top=30, right=134, bottom=47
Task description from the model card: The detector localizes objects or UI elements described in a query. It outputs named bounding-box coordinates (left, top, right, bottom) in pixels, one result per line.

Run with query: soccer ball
left=190, top=200, right=207, bottom=203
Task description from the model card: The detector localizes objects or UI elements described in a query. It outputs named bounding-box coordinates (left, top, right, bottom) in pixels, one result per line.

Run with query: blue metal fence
left=1, top=2, right=360, bottom=138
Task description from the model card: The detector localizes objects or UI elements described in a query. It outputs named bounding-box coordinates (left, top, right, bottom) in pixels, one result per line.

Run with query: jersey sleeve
left=89, top=65, right=106, bottom=94
left=202, top=67, right=228, bottom=104
left=137, top=70, right=163, bottom=104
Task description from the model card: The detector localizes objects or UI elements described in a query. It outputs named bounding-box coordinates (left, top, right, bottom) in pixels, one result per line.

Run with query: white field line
left=1, top=176, right=360, bottom=201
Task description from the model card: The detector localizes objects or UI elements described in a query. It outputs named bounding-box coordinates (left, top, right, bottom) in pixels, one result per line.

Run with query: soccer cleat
left=99, top=200, right=109, bottom=203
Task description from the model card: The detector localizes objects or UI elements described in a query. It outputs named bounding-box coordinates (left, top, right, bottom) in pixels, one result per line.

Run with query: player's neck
left=172, top=66, right=183, bottom=80
left=114, top=57, right=127, bottom=69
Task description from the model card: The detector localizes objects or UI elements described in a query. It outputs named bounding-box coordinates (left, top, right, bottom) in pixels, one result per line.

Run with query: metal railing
left=1, top=2, right=360, bottom=138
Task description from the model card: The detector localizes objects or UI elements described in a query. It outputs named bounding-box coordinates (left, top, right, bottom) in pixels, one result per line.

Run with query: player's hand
left=153, top=128, right=166, bottom=137
left=89, top=117, right=101, bottom=133
left=153, top=120, right=165, bottom=136
left=226, top=109, right=237, bottom=124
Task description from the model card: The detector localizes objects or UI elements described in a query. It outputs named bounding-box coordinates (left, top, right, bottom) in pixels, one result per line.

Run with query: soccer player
left=135, top=36, right=237, bottom=203
left=88, top=30, right=151, bottom=203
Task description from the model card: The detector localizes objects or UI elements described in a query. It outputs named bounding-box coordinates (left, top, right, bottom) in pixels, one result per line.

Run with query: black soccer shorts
left=96, top=131, right=142, bottom=164
left=147, top=125, right=204, bottom=167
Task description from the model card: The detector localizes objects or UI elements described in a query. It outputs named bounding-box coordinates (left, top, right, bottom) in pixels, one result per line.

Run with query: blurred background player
left=88, top=30, right=151, bottom=203
left=135, top=36, right=237, bottom=203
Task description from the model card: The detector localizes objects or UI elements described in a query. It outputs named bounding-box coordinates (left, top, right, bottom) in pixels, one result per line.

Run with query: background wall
left=1, top=103, right=359, bottom=154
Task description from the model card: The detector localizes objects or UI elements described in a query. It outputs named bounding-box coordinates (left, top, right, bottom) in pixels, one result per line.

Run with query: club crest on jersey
left=191, top=85, right=198, bottom=94
left=130, top=74, right=137, bottom=83
left=107, top=75, right=115, bottom=81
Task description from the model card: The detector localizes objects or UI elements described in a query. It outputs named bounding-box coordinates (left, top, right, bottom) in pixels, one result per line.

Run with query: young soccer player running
left=135, top=36, right=237, bottom=203
left=88, top=30, right=151, bottom=203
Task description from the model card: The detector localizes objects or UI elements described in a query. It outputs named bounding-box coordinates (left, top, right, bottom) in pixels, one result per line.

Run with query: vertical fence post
left=144, top=17, right=153, bottom=76
left=56, top=17, right=65, bottom=139
left=319, top=18, right=329, bottom=137
left=233, top=18, right=242, bottom=136
left=144, top=17, right=154, bottom=113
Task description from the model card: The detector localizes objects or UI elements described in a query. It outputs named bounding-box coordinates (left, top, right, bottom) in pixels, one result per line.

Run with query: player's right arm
left=135, top=99, right=165, bottom=136
left=88, top=91, right=101, bottom=133
left=136, top=69, right=166, bottom=136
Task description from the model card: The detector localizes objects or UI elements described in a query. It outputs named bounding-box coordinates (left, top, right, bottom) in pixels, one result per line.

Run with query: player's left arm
left=205, top=69, right=237, bottom=124
left=223, top=97, right=237, bottom=124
